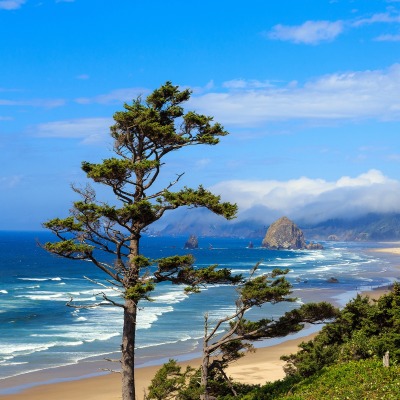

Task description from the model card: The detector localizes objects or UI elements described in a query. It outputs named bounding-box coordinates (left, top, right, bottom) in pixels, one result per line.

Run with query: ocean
left=0, top=231, right=399, bottom=391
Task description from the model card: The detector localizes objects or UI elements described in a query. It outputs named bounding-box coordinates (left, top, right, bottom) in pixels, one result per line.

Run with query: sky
left=1, top=0, right=400, bottom=230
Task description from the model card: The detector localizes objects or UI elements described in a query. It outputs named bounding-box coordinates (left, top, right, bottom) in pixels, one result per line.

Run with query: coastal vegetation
left=147, top=283, right=400, bottom=399
left=42, top=82, right=241, bottom=400
left=147, top=266, right=337, bottom=400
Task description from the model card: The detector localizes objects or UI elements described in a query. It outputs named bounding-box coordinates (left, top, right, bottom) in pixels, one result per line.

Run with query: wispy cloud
left=223, top=79, right=274, bottom=89
left=75, top=87, right=149, bottom=105
left=265, top=9, right=400, bottom=45
left=0, top=0, right=25, bottom=10
left=0, top=98, right=65, bottom=107
left=34, top=118, right=113, bottom=144
left=210, top=170, right=400, bottom=224
left=266, top=20, right=344, bottom=44
left=375, top=33, right=400, bottom=41
left=189, top=64, right=400, bottom=126
left=352, top=12, right=400, bottom=27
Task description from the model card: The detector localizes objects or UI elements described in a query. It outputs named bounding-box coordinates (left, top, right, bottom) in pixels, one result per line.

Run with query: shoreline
left=0, top=286, right=392, bottom=400
left=1, top=244, right=399, bottom=399
left=0, top=332, right=319, bottom=400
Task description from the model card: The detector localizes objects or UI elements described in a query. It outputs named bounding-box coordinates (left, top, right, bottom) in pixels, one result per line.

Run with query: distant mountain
left=148, top=209, right=400, bottom=242
left=301, top=213, right=400, bottom=242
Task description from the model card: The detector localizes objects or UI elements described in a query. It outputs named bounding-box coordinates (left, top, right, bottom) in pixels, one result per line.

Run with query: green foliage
left=44, top=239, right=93, bottom=258
left=231, top=359, right=400, bottom=400
left=146, top=359, right=197, bottom=400
left=43, top=216, right=83, bottom=232
left=131, top=255, right=151, bottom=268
left=191, top=286, right=400, bottom=399
left=163, top=186, right=238, bottom=220
left=220, top=376, right=302, bottom=400
left=110, top=81, right=227, bottom=153
left=43, top=81, right=240, bottom=400
left=280, top=359, right=400, bottom=400
left=155, top=256, right=242, bottom=292
left=43, top=81, right=238, bottom=288
left=191, top=264, right=242, bottom=284
left=157, top=255, right=195, bottom=271
left=125, top=281, right=155, bottom=302
left=240, top=274, right=293, bottom=307
left=82, top=158, right=134, bottom=184
left=282, top=283, right=400, bottom=378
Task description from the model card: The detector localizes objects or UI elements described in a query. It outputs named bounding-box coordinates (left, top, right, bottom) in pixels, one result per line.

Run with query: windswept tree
left=147, top=266, right=338, bottom=400
left=198, top=266, right=337, bottom=399
left=43, top=82, right=241, bottom=400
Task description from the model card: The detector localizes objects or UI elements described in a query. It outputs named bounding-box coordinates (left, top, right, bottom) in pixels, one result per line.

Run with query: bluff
left=262, top=216, right=323, bottom=250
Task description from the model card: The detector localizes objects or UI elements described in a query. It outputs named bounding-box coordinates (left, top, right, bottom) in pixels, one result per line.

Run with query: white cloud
left=34, top=118, right=113, bottom=144
left=0, top=98, right=65, bottom=107
left=75, top=87, right=149, bottom=105
left=352, top=12, right=400, bottom=27
left=189, top=64, right=400, bottom=126
left=223, top=79, right=274, bottom=89
left=265, top=11, right=400, bottom=45
left=0, top=0, right=25, bottom=10
left=191, top=80, right=215, bottom=94
left=375, top=33, right=400, bottom=41
left=210, top=170, right=400, bottom=224
left=266, top=20, right=344, bottom=44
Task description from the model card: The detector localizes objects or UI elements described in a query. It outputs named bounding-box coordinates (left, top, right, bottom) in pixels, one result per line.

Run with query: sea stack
left=262, top=216, right=323, bottom=250
left=184, top=234, right=199, bottom=249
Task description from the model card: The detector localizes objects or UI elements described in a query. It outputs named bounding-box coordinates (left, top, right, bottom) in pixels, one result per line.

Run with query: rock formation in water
left=262, top=216, right=323, bottom=250
left=184, top=234, right=199, bottom=249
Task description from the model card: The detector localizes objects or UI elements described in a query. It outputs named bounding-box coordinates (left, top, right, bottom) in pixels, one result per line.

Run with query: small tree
left=145, top=359, right=197, bottom=400
left=147, top=266, right=338, bottom=400
left=199, top=266, right=337, bottom=399
left=43, top=82, right=241, bottom=400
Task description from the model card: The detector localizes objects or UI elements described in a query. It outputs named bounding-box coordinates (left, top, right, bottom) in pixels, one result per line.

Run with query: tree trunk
left=200, top=351, right=210, bottom=400
left=200, top=313, right=210, bottom=400
left=121, top=297, right=137, bottom=400
left=122, top=235, right=140, bottom=400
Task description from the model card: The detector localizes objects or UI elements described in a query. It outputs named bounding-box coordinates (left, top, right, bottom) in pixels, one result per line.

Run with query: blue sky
left=1, top=0, right=400, bottom=230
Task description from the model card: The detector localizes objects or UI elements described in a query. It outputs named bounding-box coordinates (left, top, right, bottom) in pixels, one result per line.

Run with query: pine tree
left=43, top=82, right=240, bottom=400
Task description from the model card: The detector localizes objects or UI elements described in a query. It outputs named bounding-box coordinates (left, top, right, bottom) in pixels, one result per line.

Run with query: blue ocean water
left=0, top=231, right=398, bottom=385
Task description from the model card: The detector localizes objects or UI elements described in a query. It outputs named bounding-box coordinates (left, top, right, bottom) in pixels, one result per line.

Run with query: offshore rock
left=262, top=216, right=323, bottom=250
left=306, top=241, right=324, bottom=250
left=184, top=234, right=198, bottom=249
left=327, top=277, right=339, bottom=283
left=327, top=234, right=339, bottom=241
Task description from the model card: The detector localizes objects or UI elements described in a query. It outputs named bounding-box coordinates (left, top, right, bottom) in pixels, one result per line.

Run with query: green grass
left=279, top=359, right=400, bottom=400
left=232, top=359, right=400, bottom=400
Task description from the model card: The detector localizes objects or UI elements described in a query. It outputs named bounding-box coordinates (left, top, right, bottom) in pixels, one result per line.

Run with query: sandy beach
left=0, top=245, right=398, bottom=400
left=0, top=333, right=318, bottom=400
left=0, top=288, right=390, bottom=400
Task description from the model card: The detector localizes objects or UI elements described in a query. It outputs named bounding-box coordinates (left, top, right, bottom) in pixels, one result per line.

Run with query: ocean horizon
left=1, top=231, right=399, bottom=393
